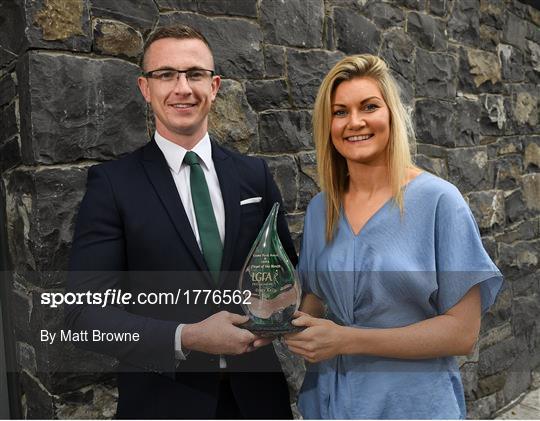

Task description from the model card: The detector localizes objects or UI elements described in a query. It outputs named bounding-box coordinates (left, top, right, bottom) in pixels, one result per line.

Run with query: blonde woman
left=284, top=55, right=503, bottom=419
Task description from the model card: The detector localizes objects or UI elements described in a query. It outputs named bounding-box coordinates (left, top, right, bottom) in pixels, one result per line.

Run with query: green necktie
left=184, top=151, right=223, bottom=283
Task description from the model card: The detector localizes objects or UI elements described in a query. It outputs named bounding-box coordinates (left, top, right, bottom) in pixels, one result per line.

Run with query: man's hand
left=181, top=311, right=260, bottom=355
left=284, top=311, right=345, bottom=363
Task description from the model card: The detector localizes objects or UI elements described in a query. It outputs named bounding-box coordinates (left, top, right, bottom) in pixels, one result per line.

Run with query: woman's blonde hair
left=313, top=54, right=416, bottom=243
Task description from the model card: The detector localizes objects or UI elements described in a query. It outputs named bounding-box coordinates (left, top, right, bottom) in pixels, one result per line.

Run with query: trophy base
left=240, top=320, right=305, bottom=337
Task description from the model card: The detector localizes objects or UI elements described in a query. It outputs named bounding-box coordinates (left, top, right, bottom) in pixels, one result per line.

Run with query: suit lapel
left=212, top=140, right=241, bottom=285
left=140, top=140, right=214, bottom=285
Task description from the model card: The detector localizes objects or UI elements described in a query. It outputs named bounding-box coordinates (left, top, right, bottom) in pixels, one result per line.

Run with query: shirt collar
left=154, top=131, right=213, bottom=174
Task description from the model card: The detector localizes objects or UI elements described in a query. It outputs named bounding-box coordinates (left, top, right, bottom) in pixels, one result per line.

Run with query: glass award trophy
left=239, top=202, right=303, bottom=336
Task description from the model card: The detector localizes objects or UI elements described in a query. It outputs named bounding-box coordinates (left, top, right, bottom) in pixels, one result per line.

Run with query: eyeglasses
left=142, top=68, right=215, bottom=85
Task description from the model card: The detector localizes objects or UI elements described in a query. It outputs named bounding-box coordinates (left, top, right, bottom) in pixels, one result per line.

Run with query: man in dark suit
left=66, top=24, right=296, bottom=419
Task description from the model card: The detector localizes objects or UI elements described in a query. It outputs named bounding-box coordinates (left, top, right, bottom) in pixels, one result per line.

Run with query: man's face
left=138, top=38, right=220, bottom=146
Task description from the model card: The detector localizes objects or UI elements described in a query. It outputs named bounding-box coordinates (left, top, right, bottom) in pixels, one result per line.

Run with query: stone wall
left=0, top=0, right=538, bottom=418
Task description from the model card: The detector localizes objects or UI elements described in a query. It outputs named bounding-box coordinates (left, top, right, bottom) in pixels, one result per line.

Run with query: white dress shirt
left=154, top=131, right=226, bottom=366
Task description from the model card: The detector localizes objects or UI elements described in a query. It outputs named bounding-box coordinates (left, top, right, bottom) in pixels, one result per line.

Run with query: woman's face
left=330, top=77, right=390, bottom=167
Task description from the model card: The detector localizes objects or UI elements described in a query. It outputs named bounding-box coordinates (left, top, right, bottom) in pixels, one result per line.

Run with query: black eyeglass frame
left=142, top=68, right=216, bottom=79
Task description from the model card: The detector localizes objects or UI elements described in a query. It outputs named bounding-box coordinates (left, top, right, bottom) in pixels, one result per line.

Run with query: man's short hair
left=140, top=24, right=213, bottom=69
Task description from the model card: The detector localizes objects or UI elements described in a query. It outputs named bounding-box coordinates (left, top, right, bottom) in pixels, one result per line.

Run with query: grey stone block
left=504, top=189, right=527, bottom=224
left=391, top=0, right=426, bottom=10
left=502, top=11, right=528, bottom=48
left=448, top=0, right=480, bottom=46
left=495, top=155, right=523, bottom=190
left=455, top=97, right=481, bottom=146
left=333, top=7, right=381, bottom=55
left=263, top=155, right=298, bottom=213
left=0, top=73, right=16, bottom=108
left=89, top=0, right=159, bottom=33
left=17, top=52, right=148, bottom=164
left=154, top=0, right=198, bottom=12
left=297, top=152, right=319, bottom=210
left=447, top=146, right=494, bottom=192
left=260, top=0, right=324, bottom=48
left=414, top=99, right=455, bottom=147
left=478, top=337, right=519, bottom=377
left=407, top=12, right=446, bottom=51
left=479, top=0, right=504, bottom=28
left=245, top=79, right=290, bottom=111
left=197, top=0, right=257, bottom=17
left=415, top=155, right=448, bottom=179
left=498, top=240, right=540, bottom=275
left=159, top=12, right=264, bottom=79
left=0, top=135, right=22, bottom=172
left=415, top=49, right=457, bottom=99
left=0, top=0, right=25, bottom=67
left=208, top=79, right=258, bottom=154
left=259, top=110, right=313, bottom=153
left=363, top=2, right=405, bottom=29
left=498, top=44, right=525, bottom=83
left=286, top=49, right=344, bottom=108
left=429, top=0, right=450, bottom=17
left=5, top=167, right=88, bottom=280
left=380, top=29, right=416, bottom=82
left=466, top=190, right=505, bottom=231
left=263, top=45, right=285, bottom=78
left=0, top=102, right=18, bottom=144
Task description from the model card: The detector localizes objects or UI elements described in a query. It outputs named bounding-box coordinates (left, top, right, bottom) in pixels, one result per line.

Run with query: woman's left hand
left=284, top=311, right=345, bottom=363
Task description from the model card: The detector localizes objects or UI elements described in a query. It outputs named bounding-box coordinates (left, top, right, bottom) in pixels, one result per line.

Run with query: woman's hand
left=284, top=311, right=345, bottom=363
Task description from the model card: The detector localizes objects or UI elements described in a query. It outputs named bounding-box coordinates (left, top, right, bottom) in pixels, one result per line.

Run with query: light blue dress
left=297, top=172, right=503, bottom=419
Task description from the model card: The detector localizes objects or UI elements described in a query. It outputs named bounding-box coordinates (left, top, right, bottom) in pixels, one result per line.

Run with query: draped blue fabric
left=297, top=172, right=503, bottom=419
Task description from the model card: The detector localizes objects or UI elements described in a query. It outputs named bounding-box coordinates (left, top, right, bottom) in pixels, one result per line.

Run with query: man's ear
left=210, top=75, right=221, bottom=102
left=137, top=76, right=151, bottom=103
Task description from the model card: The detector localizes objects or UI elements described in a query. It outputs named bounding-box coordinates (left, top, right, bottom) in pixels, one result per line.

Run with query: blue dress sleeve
left=433, top=185, right=503, bottom=314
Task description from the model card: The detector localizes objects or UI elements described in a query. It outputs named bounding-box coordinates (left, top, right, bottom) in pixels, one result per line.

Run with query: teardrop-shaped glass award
left=239, top=202, right=302, bottom=336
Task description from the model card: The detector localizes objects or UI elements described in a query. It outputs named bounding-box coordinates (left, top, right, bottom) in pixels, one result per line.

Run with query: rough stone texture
left=208, top=79, right=258, bottom=153
left=415, top=99, right=455, bottom=147
left=197, top=0, right=258, bottom=18
left=245, top=79, right=290, bottom=111
left=333, top=7, right=381, bottom=55
left=260, top=0, right=324, bottom=48
left=447, top=146, right=493, bottom=192
left=259, top=111, right=313, bottom=153
left=89, top=0, right=159, bottom=33
left=415, top=49, right=457, bottom=99
left=381, top=29, right=416, bottom=82
left=467, top=49, right=502, bottom=87
left=466, top=190, right=506, bottom=230
left=28, top=0, right=92, bottom=52
left=406, top=12, right=446, bottom=51
left=297, top=152, right=319, bottom=210
left=0, top=0, right=26, bottom=67
left=159, top=12, right=264, bottom=79
left=0, top=73, right=17, bottom=108
left=0, top=102, right=18, bottom=145
left=263, top=45, right=285, bottom=78
left=93, top=18, right=143, bottom=59
left=448, top=0, right=480, bottom=46
left=4, top=167, right=88, bottom=280
left=1, top=0, right=539, bottom=419
left=262, top=155, right=298, bottom=213
left=17, top=52, right=148, bottom=164
left=287, top=49, right=344, bottom=108
left=363, top=2, right=405, bottom=29
left=498, top=44, right=525, bottom=82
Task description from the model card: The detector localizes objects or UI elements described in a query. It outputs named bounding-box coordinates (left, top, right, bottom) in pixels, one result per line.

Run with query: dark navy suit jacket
left=66, top=139, right=297, bottom=418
